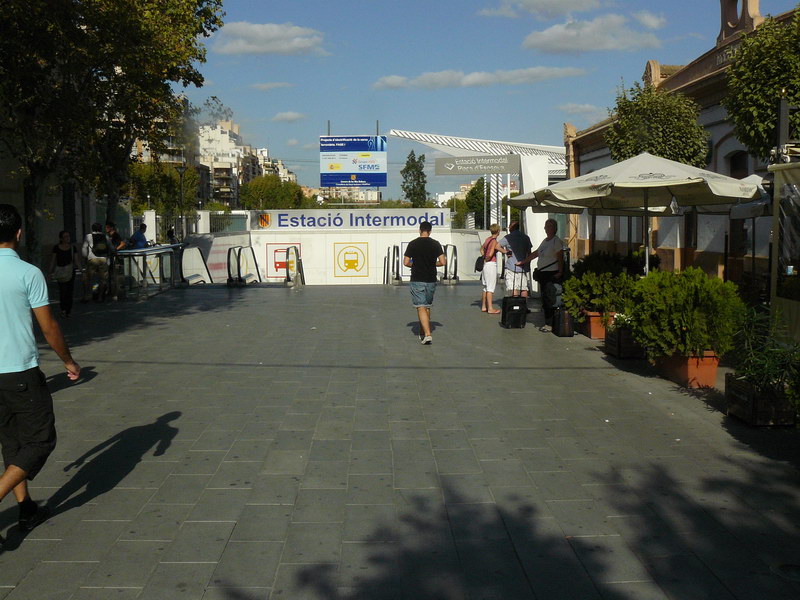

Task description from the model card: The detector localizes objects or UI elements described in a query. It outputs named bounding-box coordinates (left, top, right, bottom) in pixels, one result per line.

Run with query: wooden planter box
left=725, top=373, right=797, bottom=426
left=655, top=351, right=719, bottom=389
left=579, top=311, right=609, bottom=340
left=604, top=327, right=645, bottom=359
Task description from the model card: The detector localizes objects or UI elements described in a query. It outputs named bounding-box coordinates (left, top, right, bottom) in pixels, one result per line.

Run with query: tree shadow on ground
left=596, top=458, right=800, bottom=599
left=46, top=411, right=181, bottom=517
left=275, top=486, right=644, bottom=600
left=40, top=284, right=254, bottom=352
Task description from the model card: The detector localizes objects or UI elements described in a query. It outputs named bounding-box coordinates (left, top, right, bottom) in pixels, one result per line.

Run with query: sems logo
left=358, top=164, right=380, bottom=171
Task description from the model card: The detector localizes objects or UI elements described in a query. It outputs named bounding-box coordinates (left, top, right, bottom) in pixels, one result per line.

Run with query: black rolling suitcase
left=552, top=307, right=574, bottom=337
left=501, top=271, right=527, bottom=329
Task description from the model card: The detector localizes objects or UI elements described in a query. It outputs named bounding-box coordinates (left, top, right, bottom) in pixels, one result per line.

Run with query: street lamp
left=174, top=164, right=187, bottom=240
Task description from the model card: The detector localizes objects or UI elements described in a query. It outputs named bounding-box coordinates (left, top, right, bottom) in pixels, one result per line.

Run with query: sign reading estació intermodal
left=320, top=136, right=388, bottom=187
left=435, top=154, right=521, bottom=176
left=255, top=209, right=450, bottom=230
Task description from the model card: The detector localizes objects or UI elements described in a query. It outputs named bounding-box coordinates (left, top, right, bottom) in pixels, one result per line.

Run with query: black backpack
left=92, top=233, right=109, bottom=256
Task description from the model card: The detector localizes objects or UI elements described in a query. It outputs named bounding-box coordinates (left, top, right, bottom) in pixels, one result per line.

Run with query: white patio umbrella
left=531, top=152, right=759, bottom=272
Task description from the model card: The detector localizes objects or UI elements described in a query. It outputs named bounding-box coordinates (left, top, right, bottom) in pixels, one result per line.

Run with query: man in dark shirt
left=403, top=221, right=445, bottom=345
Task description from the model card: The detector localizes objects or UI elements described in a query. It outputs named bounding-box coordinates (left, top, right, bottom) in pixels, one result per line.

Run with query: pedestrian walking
left=403, top=221, right=446, bottom=345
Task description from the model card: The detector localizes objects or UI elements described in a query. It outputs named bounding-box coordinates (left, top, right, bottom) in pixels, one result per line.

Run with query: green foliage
left=400, top=150, right=428, bottom=208
left=723, top=11, right=800, bottom=160
left=572, top=250, right=659, bottom=278
left=0, top=0, right=223, bottom=261
left=240, top=175, right=306, bottom=210
left=464, top=178, right=486, bottom=227
left=604, top=82, right=709, bottom=167
left=729, top=307, right=800, bottom=403
left=629, top=268, right=746, bottom=361
left=563, top=272, right=637, bottom=322
left=126, top=162, right=199, bottom=216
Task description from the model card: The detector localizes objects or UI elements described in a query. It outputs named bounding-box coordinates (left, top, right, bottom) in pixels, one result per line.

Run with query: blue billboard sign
left=320, top=135, right=388, bottom=187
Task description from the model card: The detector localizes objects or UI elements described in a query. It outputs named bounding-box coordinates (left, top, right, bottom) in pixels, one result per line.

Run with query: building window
left=728, top=151, right=749, bottom=179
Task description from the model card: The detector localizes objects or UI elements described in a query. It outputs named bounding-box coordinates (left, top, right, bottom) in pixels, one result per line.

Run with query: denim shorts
left=410, top=281, right=436, bottom=307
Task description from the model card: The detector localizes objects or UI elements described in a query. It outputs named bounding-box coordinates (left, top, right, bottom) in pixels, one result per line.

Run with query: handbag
left=474, top=255, right=485, bottom=272
left=53, top=264, right=73, bottom=283
left=531, top=260, right=558, bottom=283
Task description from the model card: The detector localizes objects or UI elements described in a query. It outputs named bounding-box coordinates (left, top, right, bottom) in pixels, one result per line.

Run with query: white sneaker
left=421, top=335, right=432, bottom=345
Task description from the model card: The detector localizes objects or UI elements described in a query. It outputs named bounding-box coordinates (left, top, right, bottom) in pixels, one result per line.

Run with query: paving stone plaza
left=4, top=283, right=800, bottom=599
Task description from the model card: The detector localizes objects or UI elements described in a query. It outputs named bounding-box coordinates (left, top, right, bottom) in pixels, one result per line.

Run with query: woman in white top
left=479, top=223, right=503, bottom=314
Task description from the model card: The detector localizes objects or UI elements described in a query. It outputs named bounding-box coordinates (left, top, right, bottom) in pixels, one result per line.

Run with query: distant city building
left=302, top=186, right=381, bottom=205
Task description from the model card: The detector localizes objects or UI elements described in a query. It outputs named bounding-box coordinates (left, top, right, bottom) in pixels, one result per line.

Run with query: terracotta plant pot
left=655, top=351, right=719, bottom=389
left=580, top=311, right=610, bottom=340
left=604, top=327, right=645, bottom=359
left=725, top=373, right=796, bottom=426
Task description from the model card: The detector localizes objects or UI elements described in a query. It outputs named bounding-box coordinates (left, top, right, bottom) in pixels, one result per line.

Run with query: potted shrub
left=604, top=312, right=646, bottom=359
left=628, top=267, right=745, bottom=388
left=725, top=307, right=799, bottom=426
left=564, top=271, right=637, bottom=339
left=563, top=271, right=616, bottom=339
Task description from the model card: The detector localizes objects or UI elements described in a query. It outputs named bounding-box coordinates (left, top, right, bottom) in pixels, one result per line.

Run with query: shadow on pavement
left=46, top=412, right=181, bottom=517
left=280, top=486, right=635, bottom=600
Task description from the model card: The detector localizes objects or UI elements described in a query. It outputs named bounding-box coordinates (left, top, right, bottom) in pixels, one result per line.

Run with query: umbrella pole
left=627, top=216, right=632, bottom=256
left=644, top=191, right=650, bottom=274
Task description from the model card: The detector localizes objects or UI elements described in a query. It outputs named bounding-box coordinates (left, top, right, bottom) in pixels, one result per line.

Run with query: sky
left=182, top=0, right=799, bottom=200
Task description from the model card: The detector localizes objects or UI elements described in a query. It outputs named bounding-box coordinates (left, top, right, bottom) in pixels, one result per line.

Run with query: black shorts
left=0, top=368, right=57, bottom=479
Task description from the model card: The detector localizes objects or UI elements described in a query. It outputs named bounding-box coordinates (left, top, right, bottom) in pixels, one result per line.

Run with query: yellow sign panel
left=334, top=243, right=368, bottom=277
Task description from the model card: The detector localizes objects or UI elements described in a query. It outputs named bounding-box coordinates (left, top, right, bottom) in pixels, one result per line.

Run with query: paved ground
left=2, top=282, right=800, bottom=599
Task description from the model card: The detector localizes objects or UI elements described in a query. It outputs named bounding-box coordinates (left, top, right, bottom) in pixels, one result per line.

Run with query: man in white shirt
left=518, top=219, right=565, bottom=331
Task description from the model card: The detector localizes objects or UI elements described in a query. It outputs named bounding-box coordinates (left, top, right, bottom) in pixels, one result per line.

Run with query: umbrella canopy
left=533, top=152, right=758, bottom=209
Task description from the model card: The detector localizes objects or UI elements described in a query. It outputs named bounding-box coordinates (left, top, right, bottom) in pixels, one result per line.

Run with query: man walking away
left=0, top=204, right=80, bottom=543
left=403, top=221, right=446, bottom=345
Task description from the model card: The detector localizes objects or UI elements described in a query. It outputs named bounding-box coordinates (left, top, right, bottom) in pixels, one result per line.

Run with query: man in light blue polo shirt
left=0, top=204, right=80, bottom=540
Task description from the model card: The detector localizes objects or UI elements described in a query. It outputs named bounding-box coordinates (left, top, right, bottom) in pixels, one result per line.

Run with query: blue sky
left=183, top=0, right=798, bottom=199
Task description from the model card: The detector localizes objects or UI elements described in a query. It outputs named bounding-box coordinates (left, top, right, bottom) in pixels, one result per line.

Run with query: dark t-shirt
left=52, top=244, right=77, bottom=267
left=404, top=236, right=444, bottom=283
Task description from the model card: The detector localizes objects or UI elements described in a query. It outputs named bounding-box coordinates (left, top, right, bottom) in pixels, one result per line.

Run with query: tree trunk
left=62, top=180, right=77, bottom=240
left=22, top=168, right=47, bottom=267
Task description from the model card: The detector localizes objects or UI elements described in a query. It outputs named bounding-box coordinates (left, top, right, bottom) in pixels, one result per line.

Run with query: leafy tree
left=604, top=82, right=709, bottom=166
left=240, top=175, right=306, bottom=210
left=0, top=0, right=223, bottom=262
left=401, top=150, right=428, bottom=207
left=723, top=10, right=800, bottom=160
left=199, top=96, right=234, bottom=126
left=465, top=177, right=486, bottom=227
left=126, top=162, right=199, bottom=216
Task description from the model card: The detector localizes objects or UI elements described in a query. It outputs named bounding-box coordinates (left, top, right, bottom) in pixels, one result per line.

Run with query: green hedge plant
left=563, top=272, right=637, bottom=323
left=729, top=307, right=800, bottom=407
left=629, top=267, right=745, bottom=361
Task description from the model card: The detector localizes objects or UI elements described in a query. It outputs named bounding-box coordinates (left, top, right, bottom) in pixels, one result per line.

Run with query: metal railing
left=211, top=212, right=248, bottom=233
left=181, top=246, right=213, bottom=284
left=284, top=245, right=305, bottom=287
left=115, top=246, right=180, bottom=299
left=383, top=245, right=402, bottom=285
left=226, top=245, right=262, bottom=286
left=441, top=244, right=459, bottom=285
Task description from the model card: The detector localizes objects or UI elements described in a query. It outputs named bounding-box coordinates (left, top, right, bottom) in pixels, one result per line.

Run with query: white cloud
left=559, top=102, right=609, bottom=124
left=286, top=138, right=299, bottom=146
left=213, top=22, right=327, bottom=56
left=479, top=0, right=601, bottom=19
left=373, top=66, right=585, bottom=90
left=271, top=111, right=306, bottom=122
left=523, top=14, right=662, bottom=53
left=633, top=11, right=666, bottom=30
left=251, top=82, right=294, bottom=91
left=302, top=143, right=318, bottom=151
